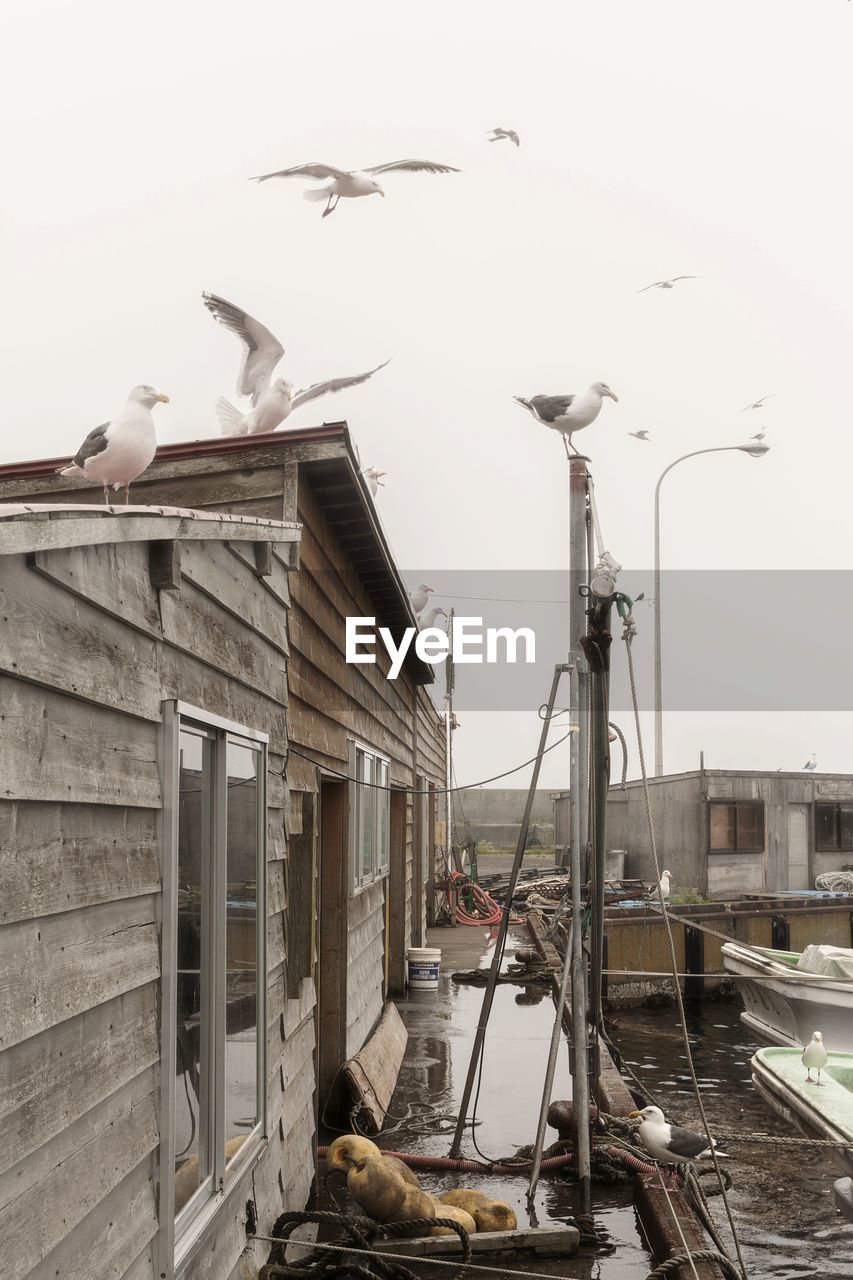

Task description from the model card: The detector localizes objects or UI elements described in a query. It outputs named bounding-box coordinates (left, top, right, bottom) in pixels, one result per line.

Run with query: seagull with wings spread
left=203, top=293, right=389, bottom=436
left=251, top=158, right=460, bottom=217
left=486, top=127, right=520, bottom=147
left=637, top=276, right=699, bottom=292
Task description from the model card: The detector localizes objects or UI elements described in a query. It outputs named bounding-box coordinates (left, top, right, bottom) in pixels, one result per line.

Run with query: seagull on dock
left=203, top=293, right=388, bottom=435
left=803, top=1032, right=828, bottom=1085
left=802, top=753, right=818, bottom=771
left=513, top=384, right=619, bottom=457
left=651, top=870, right=672, bottom=901
left=629, top=430, right=651, bottom=442
left=637, top=276, right=699, bottom=292
left=250, top=159, right=460, bottom=217
left=742, top=395, right=774, bottom=411
left=486, top=127, right=520, bottom=147
left=629, top=1106, right=728, bottom=1165
left=361, top=467, right=387, bottom=497
left=409, top=584, right=435, bottom=615
left=57, top=384, right=169, bottom=504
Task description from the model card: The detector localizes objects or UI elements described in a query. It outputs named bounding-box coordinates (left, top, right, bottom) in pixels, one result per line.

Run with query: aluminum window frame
left=348, top=740, right=392, bottom=893
left=158, top=701, right=269, bottom=1280
left=707, top=799, right=765, bottom=854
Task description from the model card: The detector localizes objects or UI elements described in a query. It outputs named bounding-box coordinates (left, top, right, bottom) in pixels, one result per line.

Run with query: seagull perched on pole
left=409, top=584, right=435, bottom=615
left=637, top=276, right=698, bottom=292
left=418, top=606, right=447, bottom=630
left=802, top=752, right=818, bottom=771
left=203, top=293, right=388, bottom=435
left=629, top=1106, right=728, bottom=1166
left=57, top=385, right=169, bottom=504
left=629, top=430, right=651, bottom=442
left=486, top=126, right=520, bottom=147
left=802, top=1032, right=828, bottom=1085
left=742, top=394, right=774, bottom=411
left=250, top=159, right=460, bottom=217
left=749, top=427, right=767, bottom=443
left=513, top=383, right=619, bottom=456
left=361, top=467, right=387, bottom=497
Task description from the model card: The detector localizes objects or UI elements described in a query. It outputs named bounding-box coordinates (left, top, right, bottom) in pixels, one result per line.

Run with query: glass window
left=709, top=801, right=763, bottom=852
left=839, top=808, right=853, bottom=852
left=709, top=802, right=736, bottom=851
left=351, top=745, right=391, bottom=889
left=816, top=803, right=838, bottom=851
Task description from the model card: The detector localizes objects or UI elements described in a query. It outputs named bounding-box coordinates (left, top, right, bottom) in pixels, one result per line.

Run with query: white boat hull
left=751, top=1048, right=853, bottom=1178
left=722, top=942, right=853, bottom=1052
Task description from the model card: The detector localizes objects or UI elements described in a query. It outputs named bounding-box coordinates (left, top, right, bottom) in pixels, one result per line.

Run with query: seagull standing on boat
left=513, top=383, right=619, bottom=457
left=57, top=384, right=169, bottom=504
left=251, top=159, right=460, bottom=217
left=803, top=1032, right=828, bottom=1085
left=362, top=467, right=386, bottom=496
left=629, top=1106, right=728, bottom=1165
left=802, top=753, right=818, bottom=771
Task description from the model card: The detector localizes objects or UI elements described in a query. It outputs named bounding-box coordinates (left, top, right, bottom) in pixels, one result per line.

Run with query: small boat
left=721, top=941, right=853, bottom=1052
left=750, top=1046, right=853, bottom=1178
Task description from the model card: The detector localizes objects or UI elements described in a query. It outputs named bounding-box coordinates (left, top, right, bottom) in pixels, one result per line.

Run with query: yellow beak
left=379, top=190, right=386, bottom=198
left=607, top=390, right=619, bottom=402
left=156, top=392, right=170, bottom=403
left=628, top=1110, right=643, bottom=1118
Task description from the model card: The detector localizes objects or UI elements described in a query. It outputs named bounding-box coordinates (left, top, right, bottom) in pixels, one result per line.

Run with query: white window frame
left=349, top=740, right=391, bottom=893
left=158, top=701, right=268, bottom=1279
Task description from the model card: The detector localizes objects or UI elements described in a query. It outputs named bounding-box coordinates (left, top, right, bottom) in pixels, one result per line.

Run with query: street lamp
left=654, top=441, right=770, bottom=776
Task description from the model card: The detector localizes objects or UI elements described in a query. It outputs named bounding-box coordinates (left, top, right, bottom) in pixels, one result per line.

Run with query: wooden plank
left=287, top=791, right=316, bottom=998
left=0, top=556, right=161, bottom=720
left=159, top=645, right=289, bottom=753
left=31, top=542, right=162, bottom=637
left=374, top=1225, right=580, bottom=1259
left=228, top=539, right=292, bottom=611
left=148, top=537, right=182, bottom=590
left=0, top=984, right=158, bottom=1177
left=0, top=1071, right=158, bottom=1280
left=341, top=1001, right=407, bottom=1133
left=0, top=895, right=159, bottom=1050
left=634, top=1176, right=727, bottom=1280
left=0, top=801, right=159, bottom=924
left=0, top=510, right=299, bottom=556
left=179, top=540, right=289, bottom=657
left=0, top=677, right=161, bottom=807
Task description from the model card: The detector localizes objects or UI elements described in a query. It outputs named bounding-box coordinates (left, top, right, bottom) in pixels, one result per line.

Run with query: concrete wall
left=453, top=788, right=555, bottom=848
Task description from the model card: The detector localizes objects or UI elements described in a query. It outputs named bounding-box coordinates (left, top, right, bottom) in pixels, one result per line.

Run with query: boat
left=750, top=1046, right=853, bottom=1180
left=721, top=941, right=853, bottom=1052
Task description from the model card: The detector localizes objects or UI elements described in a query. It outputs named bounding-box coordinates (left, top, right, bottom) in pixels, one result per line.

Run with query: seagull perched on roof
left=361, top=467, right=387, bottom=497
left=251, top=159, right=460, bottom=218
left=629, top=1106, right=728, bottom=1165
left=486, top=127, right=520, bottom=147
left=513, top=384, right=619, bottom=456
left=203, top=293, right=388, bottom=436
left=409, top=584, right=435, bottom=615
left=57, top=385, right=169, bottom=504
left=629, top=430, right=651, bottom=442
left=803, top=1032, right=828, bottom=1085
left=637, top=276, right=698, bottom=292
left=742, top=394, right=774, bottom=411
left=802, top=752, right=818, bottom=771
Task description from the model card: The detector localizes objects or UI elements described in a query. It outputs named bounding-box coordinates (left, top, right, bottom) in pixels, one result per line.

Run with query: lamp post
left=654, top=442, right=769, bottom=776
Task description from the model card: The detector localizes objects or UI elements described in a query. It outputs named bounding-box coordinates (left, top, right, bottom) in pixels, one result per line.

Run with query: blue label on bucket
left=409, top=963, right=440, bottom=978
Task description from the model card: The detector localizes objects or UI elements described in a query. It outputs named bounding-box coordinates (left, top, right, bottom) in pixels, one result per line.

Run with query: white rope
left=586, top=475, right=606, bottom=560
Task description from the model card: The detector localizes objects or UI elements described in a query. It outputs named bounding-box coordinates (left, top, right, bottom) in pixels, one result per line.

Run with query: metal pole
left=445, top=609, right=461, bottom=874
left=582, top=594, right=614, bottom=1035
left=527, top=913, right=574, bottom=1205
left=448, top=663, right=568, bottom=1158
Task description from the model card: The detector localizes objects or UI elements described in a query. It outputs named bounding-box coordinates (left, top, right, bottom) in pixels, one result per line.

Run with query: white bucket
left=407, top=947, right=441, bottom=991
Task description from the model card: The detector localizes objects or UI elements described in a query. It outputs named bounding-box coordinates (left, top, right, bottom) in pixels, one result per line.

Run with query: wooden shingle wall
left=0, top=535, right=308, bottom=1280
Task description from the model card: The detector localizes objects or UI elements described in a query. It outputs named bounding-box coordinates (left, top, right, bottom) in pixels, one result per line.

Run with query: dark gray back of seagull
left=73, top=423, right=109, bottom=468
left=530, top=394, right=575, bottom=422
left=666, top=1124, right=712, bottom=1160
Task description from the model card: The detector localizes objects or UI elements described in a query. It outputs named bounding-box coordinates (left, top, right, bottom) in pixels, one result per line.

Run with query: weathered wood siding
left=0, top=534, right=305, bottom=1280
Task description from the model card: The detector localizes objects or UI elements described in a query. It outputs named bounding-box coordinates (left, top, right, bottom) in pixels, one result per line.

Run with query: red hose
left=449, top=872, right=504, bottom=926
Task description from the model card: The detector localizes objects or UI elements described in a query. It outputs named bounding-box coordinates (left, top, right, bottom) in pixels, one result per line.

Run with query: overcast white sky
left=3, top=1, right=852, bottom=787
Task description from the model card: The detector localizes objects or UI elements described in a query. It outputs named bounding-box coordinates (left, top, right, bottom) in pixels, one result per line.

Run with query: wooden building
left=0, top=424, right=446, bottom=1280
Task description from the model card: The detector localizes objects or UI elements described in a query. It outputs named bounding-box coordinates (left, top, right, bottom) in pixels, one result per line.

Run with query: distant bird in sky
left=486, top=127, right=520, bottom=147
left=361, top=467, right=387, bottom=497
left=57, top=384, right=169, bottom=504
left=203, top=293, right=388, bottom=435
left=409, top=584, right=435, bottom=615
left=629, top=430, right=651, bottom=441
left=637, top=276, right=699, bottom=292
left=742, top=395, right=774, bottom=411
left=749, top=427, right=768, bottom=443
left=418, top=606, right=447, bottom=629
left=629, top=1106, right=728, bottom=1165
left=802, top=753, right=818, bottom=771
left=251, top=159, right=460, bottom=218
left=513, top=383, right=619, bottom=456
left=803, top=1032, right=828, bottom=1085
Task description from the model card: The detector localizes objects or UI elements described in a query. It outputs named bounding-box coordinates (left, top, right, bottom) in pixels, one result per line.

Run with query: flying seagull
left=742, top=395, right=774, bottom=411
left=362, top=467, right=386, bottom=497
left=251, top=159, right=460, bottom=218
left=637, top=276, right=699, bottom=292
left=629, top=430, right=651, bottom=441
left=803, top=1032, right=828, bottom=1085
left=203, top=293, right=388, bottom=435
left=409, top=584, right=435, bottom=615
left=629, top=1106, right=728, bottom=1165
left=486, top=127, right=520, bottom=147
left=802, top=752, right=817, bottom=771
left=57, top=384, right=169, bottom=504
left=513, top=383, right=619, bottom=457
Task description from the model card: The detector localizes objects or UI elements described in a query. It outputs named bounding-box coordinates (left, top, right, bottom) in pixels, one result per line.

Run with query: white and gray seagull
left=629, top=430, right=651, bottom=442
left=409, top=584, right=435, bottom=615
left=486, top=127, right=520, bottom=147
left=629, top=1106, right=728, bottom=1166
left=802, top=1032, right=828, bottom=1085
left=802, top=752, right=818, bottom=772
left=638, top=276, right=699, bottom=292
left=57, top=384, right=169, bottom=504
left=362, top=467, right=387, bottom=497
left=750, top=427, right=768, bottom=443
left=742, top=394, right=774, bottom=411
left=513, top=383, right=619, bottom=457
left=418, top=606, right=447, bottom=630
left=203, top=293, right=388, bottom=436
left=251, top=159, right=460, bottom=218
